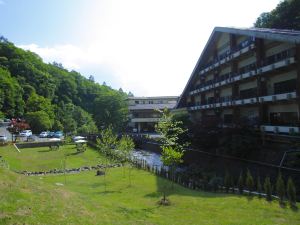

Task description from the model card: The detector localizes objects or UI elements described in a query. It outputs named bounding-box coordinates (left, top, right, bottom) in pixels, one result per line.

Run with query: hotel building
left=128, top=96, right=178, bottom=133
left=176, top=27, right=300, bottom=134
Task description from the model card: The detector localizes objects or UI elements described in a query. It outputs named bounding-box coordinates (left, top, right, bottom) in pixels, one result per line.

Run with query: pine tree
left=238, top=171, right=244, bottom=194
left=224, top=170, right=231, bottom=193
left=287, top=177, right=297, bottom=207
left=276, top=172, right=285, bottom=204
left=257, top=176, right=262, bottom=197
left=264, top=176, right=273, bottom=201
left=246, top=169, right=254, bottom=195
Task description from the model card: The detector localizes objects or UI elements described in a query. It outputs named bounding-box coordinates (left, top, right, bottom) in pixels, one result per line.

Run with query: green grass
left=0, top=145, right=299, bottom=224
left=0, top=144, right=106, bottom=171
left=0, top=167, right=299, bottom=225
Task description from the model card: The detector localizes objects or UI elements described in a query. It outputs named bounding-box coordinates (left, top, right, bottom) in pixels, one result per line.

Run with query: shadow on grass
left=65, top=151, right=82, bottom=156
left=37, top=149, right=53, bottom=153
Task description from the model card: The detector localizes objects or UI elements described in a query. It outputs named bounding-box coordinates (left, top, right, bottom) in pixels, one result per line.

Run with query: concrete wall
left=239, top=80, right=257, bottom=91
left=267, top=70, right=297, bottom=95
left=265, top=42, right=294, bottom=57
left=240, top=107, right=259, bottom=118
left=220, top=87, right=232, bottom=97
left=205, top=91, right=214, bottom=98
left=216, top=33, right=230, bottom=54
left=219, top=66, right=231, bottom=75
left=236, top=35, right=248, bottom=46
left=238, top=55, right=256, bottom=68
left=268, top=103, right=298, bottom=113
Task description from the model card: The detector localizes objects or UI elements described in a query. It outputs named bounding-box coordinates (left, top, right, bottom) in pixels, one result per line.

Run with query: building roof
left=128, top=103, right=176, bottom=110
left=176, top=26, right=300, bottom=108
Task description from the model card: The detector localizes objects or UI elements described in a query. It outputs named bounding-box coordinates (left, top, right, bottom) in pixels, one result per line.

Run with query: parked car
left=19, top=130, right=32, bottom=137
left=47, top=132, right=55, bottom=138
left=54, top=131, right=63, bottom=138
left=0, top=135, right=7, bottom=142
left=72, top=136, right=86, bottom=142
left=39, top=131, right=49, bottom=138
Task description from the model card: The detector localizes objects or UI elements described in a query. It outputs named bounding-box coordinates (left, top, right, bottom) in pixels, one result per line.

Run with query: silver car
left=0, top=135, right=7, bottom=142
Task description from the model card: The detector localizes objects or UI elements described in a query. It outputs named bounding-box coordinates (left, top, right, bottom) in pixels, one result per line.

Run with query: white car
left=0, top=135, right=7, bottom=142
left=39, top=131, right=49, bottom=138
left=19, top=130, right=32, bottom=137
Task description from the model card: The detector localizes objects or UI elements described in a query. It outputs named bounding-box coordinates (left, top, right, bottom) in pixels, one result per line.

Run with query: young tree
left=238, top=171, right=244, bottom=194
left=96, top=126, right=118, bottom=192
left=155, top=109, right=189, bottom=204
left=224, top=170, right=231, bottom=193
left=287, top=177, right=297, bottom=208
left=276, top=172, right=285, bottom=205
left=117, top=135, right=135, bottom=186
left=246, top=169, right=254, bottom=195
left=264, top=176, right=273, bottom=201
left=257, top=176, right=262, bottom=197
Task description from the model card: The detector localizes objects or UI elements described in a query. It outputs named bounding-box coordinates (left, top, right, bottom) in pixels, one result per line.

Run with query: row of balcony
left=190, top=50, right=296, bottom=96
left=188, top=92, right=297, bottom=111
left=199, top=37, right=255, bottom=75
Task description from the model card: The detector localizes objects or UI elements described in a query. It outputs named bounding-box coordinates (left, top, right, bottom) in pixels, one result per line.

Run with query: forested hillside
left=0, top=36, right=128, bottom=133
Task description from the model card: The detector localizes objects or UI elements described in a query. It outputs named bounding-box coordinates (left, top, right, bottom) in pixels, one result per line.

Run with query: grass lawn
left=0, top=144, right=107, bottom=171
left=0, top=166, right=299, bottom=225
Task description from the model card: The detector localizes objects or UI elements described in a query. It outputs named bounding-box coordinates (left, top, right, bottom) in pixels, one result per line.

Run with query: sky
left=0, top=0, right=281, bottom=96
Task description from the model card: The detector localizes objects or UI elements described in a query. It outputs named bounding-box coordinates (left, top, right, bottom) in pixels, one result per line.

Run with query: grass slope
left=0, top=167, right=299, bottom=225
left=0, top=144, right=106, bottom=171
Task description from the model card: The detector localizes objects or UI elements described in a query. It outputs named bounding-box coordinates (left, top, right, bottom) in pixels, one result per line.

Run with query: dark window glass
left=270, top=112, right=298, bottom=126
left=274, top=79, right=296, bottom=94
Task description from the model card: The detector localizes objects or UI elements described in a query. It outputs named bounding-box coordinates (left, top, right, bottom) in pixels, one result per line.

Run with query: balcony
left=189, top=48, right=296, bottom=96
left=131, top=118, right=161, bottom=123
left=259, top=92, right=297, bottom=103
left=199, top=37, right=255, bottom=75
left=260, top=125, right=300, bottom=134
left=188, top=92, right=297, bottom=112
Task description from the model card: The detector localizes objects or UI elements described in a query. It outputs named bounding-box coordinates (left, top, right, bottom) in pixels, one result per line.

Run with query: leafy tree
left=155, top=109, right=189, bottom=204
left=287, top=177, right=297, bottom=207
left=254, top=0, right=300, bottom=30
left=246, top=169, right=254, bottom=195
left=276, top=172, right=285, bottom=204
left=26, top=111, right=53, bottom=133
left=264, top=176, right=273, bottom=201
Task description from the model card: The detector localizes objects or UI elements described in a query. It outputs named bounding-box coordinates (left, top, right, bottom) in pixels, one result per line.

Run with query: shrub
left=287, top=177, right=297, bottom=207
left=276, top=172, right=285, bottom=204
left=257, top=176, right=262, bottom=197
left=264, top=176, right=273, bottom=201
left=238, top=171, right=244, bottom=194
left=246, top=169, right=254, bottom=195
left=224, top=170, right=231, bottom=193
left=208, top=176, right=223, bottom=192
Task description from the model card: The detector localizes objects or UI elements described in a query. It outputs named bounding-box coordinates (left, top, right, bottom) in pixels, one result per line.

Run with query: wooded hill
left=0, top=37, right=128, bottom=134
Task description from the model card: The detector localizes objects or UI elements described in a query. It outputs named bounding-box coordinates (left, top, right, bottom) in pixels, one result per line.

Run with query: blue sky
left=0, top=0, right=281, bottom=96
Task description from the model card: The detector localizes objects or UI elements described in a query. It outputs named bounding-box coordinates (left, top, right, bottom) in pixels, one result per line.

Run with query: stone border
left=16, top=163, right=122, bottom=176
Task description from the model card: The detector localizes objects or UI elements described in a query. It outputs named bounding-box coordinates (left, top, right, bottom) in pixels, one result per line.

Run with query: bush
left=264, top=176, right=273, bottom=201
left=287, top=177, right=297, bottom=207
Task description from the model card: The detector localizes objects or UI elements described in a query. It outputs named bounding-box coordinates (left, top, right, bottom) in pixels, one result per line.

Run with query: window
left=135, top=101, right=139, bottom=104
left=274, top=79, right=296, bottom=94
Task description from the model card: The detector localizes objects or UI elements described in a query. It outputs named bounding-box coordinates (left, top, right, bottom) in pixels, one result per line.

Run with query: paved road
left=0, top=125, right=13, bottom=141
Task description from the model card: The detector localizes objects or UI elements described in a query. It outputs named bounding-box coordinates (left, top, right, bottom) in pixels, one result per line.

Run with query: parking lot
left=0, top=125, right=63, bottom=143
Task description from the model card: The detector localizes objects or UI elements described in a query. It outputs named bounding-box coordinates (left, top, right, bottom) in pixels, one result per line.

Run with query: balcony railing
left=188, top=91, right=297, bottom=111
left=190, top=48, right=296, bottom=96
left=261, top=125, right=300, bottom=134
left=198, top=37, right=255, bottom=75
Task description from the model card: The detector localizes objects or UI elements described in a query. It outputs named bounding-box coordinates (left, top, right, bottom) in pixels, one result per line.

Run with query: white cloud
left=18, top=0, right=281, bottom=96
